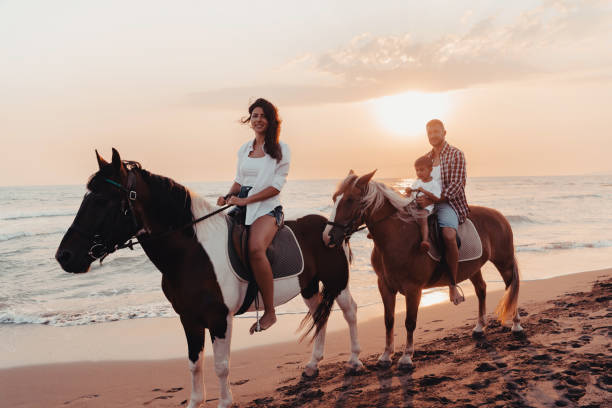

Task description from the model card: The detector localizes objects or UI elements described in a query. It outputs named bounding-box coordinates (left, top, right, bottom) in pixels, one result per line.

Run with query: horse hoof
left=511, top=330, right=526, bottom=339
left=377, top=359, right=392, bottom=369
left=472, top=330, right=485, bottom=339
left=398, top=362, right=414, bottom=372
left=302, top=368, right=319, bottom=379
left=345, top=361, right=365, bottom=375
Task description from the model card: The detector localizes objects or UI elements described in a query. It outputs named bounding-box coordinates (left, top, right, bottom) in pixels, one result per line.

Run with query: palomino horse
left=323, top=170, right=522, bottom=370
left=55, top=149, right=364, bottom=408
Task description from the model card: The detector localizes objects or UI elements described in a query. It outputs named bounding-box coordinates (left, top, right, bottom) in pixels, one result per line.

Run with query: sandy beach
left=1, top=268, right=610, bottom=408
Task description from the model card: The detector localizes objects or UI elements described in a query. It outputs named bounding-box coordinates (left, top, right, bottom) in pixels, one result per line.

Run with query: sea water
left=1, top=175, right=611, bottom=327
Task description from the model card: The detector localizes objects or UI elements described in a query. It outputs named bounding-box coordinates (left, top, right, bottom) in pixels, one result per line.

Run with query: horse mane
left=87, top=159, right=227, bottom=239
left=363, top=181, right=416, bottom=222
left=138, top=168, right=228, bottom=239
left=334, top=174, right=416, bottom=223
left=189, top=190, right=228, bottom=240
left=137, top=168, right=196, bottom=237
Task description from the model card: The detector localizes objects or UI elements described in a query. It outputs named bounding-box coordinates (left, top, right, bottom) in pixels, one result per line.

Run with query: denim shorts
left=266, top=205, right=284, bottom=227
left=229, top=186, right=284, bottom=227
left=435, top=202, right=459, bottom=230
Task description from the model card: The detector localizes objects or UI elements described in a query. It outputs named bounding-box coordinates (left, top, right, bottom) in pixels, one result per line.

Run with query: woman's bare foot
left=420, top=241, right=431, bottom=252
left=449, top=285, right=465, bottom=305
left=249, top=311, right=277, bottom=334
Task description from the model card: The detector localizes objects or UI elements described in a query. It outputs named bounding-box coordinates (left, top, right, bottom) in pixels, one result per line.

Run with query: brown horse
left=323, top=170, right=522, bottom=370
left=55, top=149, right=364, bottom=408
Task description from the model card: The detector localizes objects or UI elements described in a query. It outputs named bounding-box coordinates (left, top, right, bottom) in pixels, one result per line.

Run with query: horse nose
left=55, top=249, right=73, bottom=268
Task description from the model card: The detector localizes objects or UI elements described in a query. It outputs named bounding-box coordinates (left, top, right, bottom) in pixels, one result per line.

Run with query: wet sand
left=1, top=268, right=610, bottom=407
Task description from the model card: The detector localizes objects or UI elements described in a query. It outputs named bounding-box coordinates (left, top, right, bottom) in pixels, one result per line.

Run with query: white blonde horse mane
left=187, top=189, right=228, bottom=238
left=361, top=180, right=416, bottom=223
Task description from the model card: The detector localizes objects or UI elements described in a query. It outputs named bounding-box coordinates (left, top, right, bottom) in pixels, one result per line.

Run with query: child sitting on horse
left=405, top=155, right=441, bottom=252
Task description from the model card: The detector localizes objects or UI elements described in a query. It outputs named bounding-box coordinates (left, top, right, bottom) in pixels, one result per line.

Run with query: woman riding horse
left=217, top=98, right=289, bottom=334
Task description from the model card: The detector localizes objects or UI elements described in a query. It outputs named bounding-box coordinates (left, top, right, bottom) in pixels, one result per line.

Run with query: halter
left=75, top=168, right=233, bottom=263
left=325, top=220, right=368, bottom=241
left=325, top=204, right=396, bottom=243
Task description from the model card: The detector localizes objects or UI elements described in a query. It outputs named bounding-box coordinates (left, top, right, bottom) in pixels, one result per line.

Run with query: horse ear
left=356, top=169, right=377, bottom=190
left=348, top=169, right=355, bottom=176
left=95, top=149, right=108, bottom=169
left=111, top=148, right=122, bottom=172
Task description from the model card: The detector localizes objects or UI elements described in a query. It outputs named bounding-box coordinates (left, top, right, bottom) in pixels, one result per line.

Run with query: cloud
left=190, top=0, right=612, bottom=108
left=316, top=1, right=611, bottom=90
left=186, top=84, right=373, bottom=109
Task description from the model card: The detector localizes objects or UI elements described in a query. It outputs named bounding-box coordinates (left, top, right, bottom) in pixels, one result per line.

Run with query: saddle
left=225, top=215, right=304, bottom=315
left=426, top=215, right=482, bottom=263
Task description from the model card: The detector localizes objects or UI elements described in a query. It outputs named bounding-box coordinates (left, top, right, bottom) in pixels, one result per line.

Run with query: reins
left=325, top=203, right=398, bottom=243
left=85, top=173, right=234, bottom=262
left=325, top=220, right=368, bottom=240
left=114, top=203, right=234, bottom=249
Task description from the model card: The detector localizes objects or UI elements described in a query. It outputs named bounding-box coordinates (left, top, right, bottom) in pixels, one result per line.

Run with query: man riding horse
left=417, top=119, right=468, bottom=305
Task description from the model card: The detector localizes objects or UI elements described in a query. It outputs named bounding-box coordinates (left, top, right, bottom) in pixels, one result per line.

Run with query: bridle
left=70, top=166, right=233, bottom=263
left=325, top=219, right=368, bottom=242
left=325, top=199, right=397, bottom=244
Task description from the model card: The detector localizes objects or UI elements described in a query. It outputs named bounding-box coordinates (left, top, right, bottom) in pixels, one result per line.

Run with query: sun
left=370, top=91, right=453, bottom=137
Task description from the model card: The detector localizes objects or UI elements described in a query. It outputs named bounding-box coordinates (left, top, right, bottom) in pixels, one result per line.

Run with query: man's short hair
left=426, top=119, right=445, bottom=129
left=414, top=155, right=433, bottom=169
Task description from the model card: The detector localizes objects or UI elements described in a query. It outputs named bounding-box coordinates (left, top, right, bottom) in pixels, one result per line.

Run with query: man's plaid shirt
left=427, top=142, right=469, bottom=224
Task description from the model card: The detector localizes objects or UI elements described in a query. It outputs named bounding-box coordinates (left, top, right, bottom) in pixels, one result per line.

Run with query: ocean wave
left=0, top=229, right=66, bottom=242
left=554, top=194, right=603, bottom=199
left=1, top=210, right=76, bottom=221
left=516, top=240, right=612, bottom=253
left=506, top=215, right=536, bottom=224
left=0, top=305, right=176, bottom=327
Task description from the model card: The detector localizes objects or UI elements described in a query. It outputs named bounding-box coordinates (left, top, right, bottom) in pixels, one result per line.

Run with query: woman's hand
left=217, top=196, right=227, bottom=206
left=227, top=196, right=248, bottom=206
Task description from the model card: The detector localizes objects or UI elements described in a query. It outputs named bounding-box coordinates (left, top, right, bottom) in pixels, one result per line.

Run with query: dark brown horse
left=323, top=170, right=522, bottom=370
left=55, top=149, right=363, bottom=408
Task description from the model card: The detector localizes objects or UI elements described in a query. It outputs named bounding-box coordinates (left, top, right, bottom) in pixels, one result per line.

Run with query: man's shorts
left=436, top=202, right=459, bottom=230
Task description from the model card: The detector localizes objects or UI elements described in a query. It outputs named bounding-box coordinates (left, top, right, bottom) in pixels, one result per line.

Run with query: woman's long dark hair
left=241, top=98, right=282, bottom=162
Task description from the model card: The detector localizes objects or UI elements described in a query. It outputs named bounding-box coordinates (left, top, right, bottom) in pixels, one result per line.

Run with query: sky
left=1, top=0, right=611, bottom=186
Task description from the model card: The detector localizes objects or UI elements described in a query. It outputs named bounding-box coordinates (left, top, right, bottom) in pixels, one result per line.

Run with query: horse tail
left=495, top=256, right=520, bottom=323
left=298, top=233, right=350, bottom=343
left=298, top=284, right=339, bottom=343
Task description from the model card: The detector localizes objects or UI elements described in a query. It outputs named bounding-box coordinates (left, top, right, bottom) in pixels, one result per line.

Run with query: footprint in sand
left=419, top=374, right=454, bottom=387
left=63, top=394, right=100, bottom=405
left=475, top=362, right=497, bottom=372
left=143, top=387, right=183, bottom=405
left=143, top=395, right=174, bottom=405
left=466, top=378, right=491, bottom=390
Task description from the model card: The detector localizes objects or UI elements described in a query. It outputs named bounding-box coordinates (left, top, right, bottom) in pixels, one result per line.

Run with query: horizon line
left=1, top=172, right=611, bottom=189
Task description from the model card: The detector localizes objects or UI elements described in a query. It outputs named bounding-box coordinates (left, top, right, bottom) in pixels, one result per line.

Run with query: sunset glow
left=370, top=91, right=453, bottom=138
left=0, top=1, right=611, bottom=185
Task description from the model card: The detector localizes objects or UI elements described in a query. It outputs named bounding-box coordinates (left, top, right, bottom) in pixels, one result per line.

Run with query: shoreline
left=1, top=267, right=610, bottom=407
left=0, top=268, right=603, bottom=370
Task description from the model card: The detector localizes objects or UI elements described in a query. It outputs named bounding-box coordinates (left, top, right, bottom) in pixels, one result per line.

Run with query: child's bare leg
left=417, top=217, right=430, bottom=252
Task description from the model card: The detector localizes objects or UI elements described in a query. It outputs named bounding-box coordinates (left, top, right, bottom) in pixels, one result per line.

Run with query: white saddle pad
left=427, top=218, right=483, bottom=263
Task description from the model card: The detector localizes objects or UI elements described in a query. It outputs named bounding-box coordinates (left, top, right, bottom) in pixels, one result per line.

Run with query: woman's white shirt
left=234, top=140, right=290, bottom=225
left=238, top=156, right=266, bottom=187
